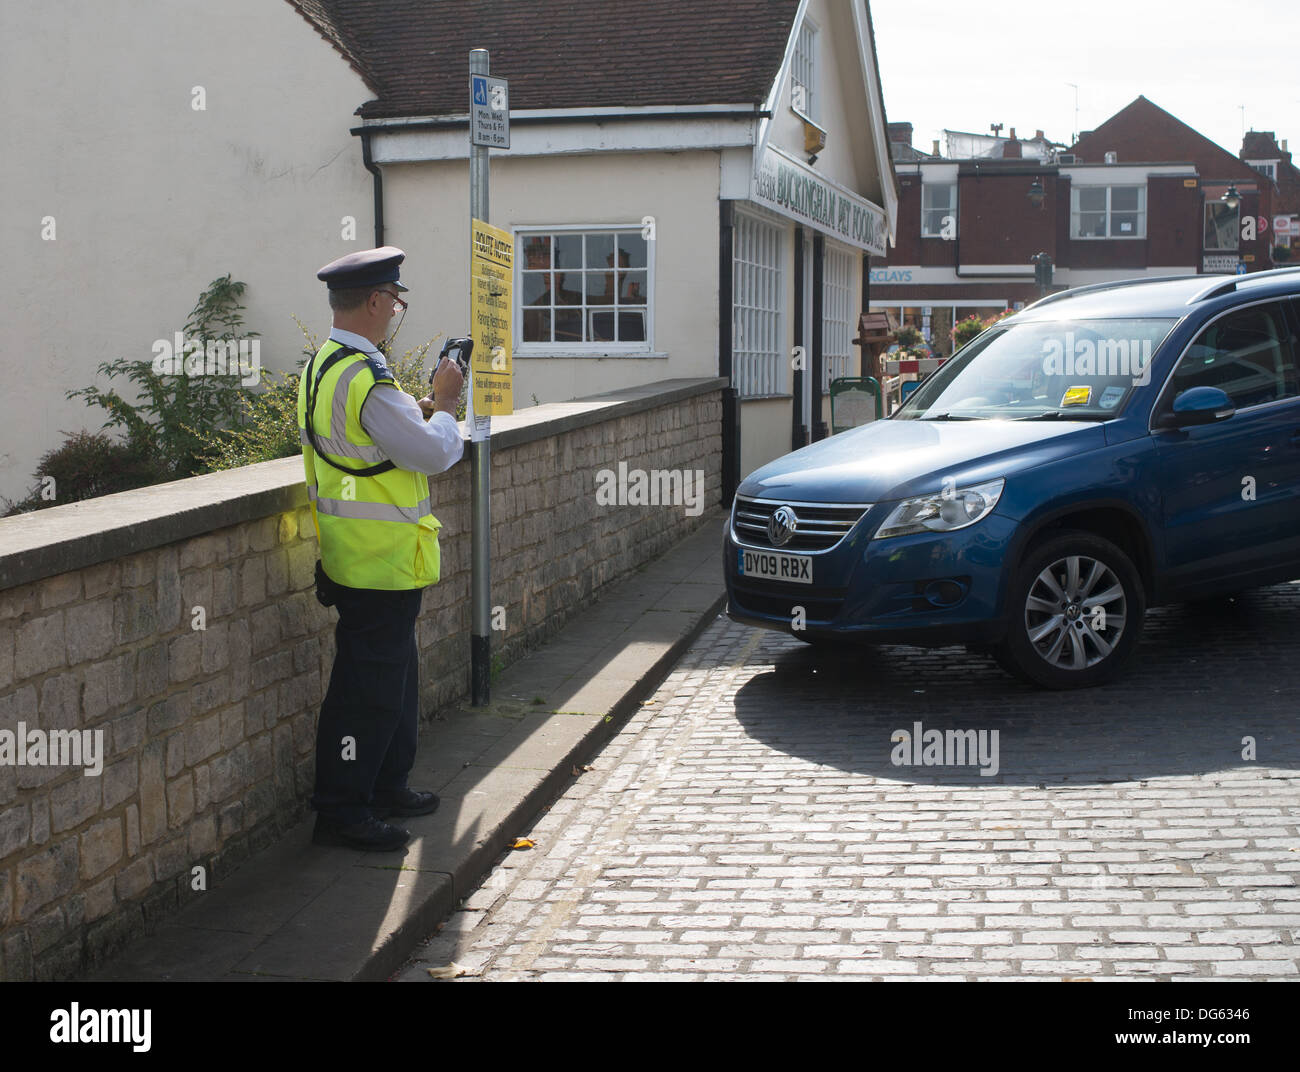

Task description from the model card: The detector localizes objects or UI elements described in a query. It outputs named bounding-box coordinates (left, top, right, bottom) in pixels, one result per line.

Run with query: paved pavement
left=81, top=512, right=728, bottom=981
left=397, top=584, right=1300, bottom=981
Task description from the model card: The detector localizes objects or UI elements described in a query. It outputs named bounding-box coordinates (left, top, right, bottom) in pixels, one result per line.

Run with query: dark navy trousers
left=311, top=582, right=424, bottom=825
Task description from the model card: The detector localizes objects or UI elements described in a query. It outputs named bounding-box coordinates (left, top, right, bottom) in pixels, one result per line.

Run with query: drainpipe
left=358, top=127, right=384, bottom=247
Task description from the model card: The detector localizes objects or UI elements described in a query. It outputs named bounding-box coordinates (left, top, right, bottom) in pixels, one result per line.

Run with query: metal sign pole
left=469, top=48, right=491, bottom=704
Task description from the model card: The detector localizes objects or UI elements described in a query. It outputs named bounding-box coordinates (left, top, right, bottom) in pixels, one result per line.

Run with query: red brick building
left=1241, top=130, right=1300, bottom=255
left=871, top=97, right=1280, bottom=355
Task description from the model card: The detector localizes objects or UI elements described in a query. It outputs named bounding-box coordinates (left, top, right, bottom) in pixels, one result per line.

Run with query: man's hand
left=426, top=358, right=465, bottom=417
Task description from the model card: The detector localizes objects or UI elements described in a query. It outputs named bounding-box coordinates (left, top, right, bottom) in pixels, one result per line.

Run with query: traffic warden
left=298, top=246, right=465, bottom=851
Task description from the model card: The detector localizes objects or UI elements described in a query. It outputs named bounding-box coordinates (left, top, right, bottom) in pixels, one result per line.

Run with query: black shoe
left=371, top=789, right=440, bottom=819
left=313, top=815, right=411, bottom=851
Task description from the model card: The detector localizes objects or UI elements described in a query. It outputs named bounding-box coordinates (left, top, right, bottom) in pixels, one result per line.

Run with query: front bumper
left=723, top=504, right=1018, bottom=647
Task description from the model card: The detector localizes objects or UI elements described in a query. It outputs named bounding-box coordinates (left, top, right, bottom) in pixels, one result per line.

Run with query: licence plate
left=737, top=548, right=813, bottom=584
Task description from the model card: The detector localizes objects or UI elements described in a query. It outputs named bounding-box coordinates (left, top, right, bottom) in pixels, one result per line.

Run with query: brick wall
left=0, top=377, right=723, bottom=980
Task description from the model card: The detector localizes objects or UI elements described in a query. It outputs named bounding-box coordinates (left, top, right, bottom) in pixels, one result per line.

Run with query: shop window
left=733, top=211, right=783, bottom=398
left=822, top=246, right=854, bottom=389
left=1203, top=202, right=1240, bottom=251
left=517, top=227, right=651, bottom=352
left=921, top=184, right=956, bottom=237
left=1071, top=185, right=1145, bottom=239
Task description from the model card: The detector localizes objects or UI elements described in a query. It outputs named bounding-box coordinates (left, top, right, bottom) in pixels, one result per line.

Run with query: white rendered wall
left=1, top=0, right=376, bottom=504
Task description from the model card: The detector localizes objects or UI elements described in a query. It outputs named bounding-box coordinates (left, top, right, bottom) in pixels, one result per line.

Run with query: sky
left=870, top=0, right=1300, bottom=156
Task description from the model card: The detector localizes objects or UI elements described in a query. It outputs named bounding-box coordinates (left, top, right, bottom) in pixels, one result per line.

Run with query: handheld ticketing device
left=432, top=337, right=474, bottom=385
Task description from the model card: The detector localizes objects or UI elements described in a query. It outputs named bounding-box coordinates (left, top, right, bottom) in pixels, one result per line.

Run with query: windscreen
left=895, top=318, right=1179, bottom=420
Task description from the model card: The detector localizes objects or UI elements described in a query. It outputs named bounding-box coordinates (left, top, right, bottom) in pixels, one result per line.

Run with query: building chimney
left=932, top=139, right=940, bottom=157
left=1035, top=129, right=1044, bottom=140
left=887, top=122, right=914, bottom=147
left=1003, top=128, right=1022, bottom=159
left=1284, top=139, right=1290, bottom=153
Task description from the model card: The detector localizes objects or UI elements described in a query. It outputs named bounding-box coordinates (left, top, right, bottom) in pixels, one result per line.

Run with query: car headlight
left=873, top=478, right=1005, bottom=540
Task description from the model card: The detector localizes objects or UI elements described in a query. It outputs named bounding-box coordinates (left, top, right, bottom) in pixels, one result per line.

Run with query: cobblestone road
left=399, top=584, right=1300, bottom=981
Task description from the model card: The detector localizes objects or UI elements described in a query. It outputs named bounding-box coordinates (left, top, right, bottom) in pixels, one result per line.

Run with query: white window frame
left=732, top=208, right=785, bottom=399
left=921, top=183, right=956, bottom=238
left=822, top=243, right=855, bottom=391
left=791, top=17, right=819, bottom=121
left=1246, top=160, right=1278, bottom=181
left=1071, top=185, right=1146, bottom=239
left=513, top=223, right=655, bottom=356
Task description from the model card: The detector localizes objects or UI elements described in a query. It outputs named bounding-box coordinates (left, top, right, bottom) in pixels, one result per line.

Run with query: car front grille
left=731, top=495, right=871, bottom=553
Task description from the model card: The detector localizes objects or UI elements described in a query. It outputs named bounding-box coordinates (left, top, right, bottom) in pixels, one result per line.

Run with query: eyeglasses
left=376, top=289, right=407, bottom=314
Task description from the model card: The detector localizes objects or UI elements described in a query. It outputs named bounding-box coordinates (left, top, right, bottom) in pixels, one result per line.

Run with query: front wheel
left=992, top=531, right=1145, bottom=689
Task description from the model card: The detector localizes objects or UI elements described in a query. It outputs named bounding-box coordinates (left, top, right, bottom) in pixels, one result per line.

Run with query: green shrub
left=951, top=314, right=989, bottom=349
left=895, top=325, right=925, bottom=350
left=66, top=275, right=258, bottom=480
left=195, top=318, right=463, bottom=472
left=2, top=432, right=170, bottom=515
left=194, top=367, right=303, bottom=471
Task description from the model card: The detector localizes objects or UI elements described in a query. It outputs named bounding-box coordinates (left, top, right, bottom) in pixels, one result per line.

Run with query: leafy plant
left=895, top=325, right=925, bottom=350
left=194, top=367, right=304, bottom=471
left=2, top=432, right=171, bottom=516
left=952, top=314, right=992, bottom=350
left=195, top=317, right=461, bottom=471
left=66, top=275, right=257, bottom=480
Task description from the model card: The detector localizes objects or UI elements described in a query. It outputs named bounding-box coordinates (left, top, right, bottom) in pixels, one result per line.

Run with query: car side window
left=1168, top=303, right=1299, bottom=409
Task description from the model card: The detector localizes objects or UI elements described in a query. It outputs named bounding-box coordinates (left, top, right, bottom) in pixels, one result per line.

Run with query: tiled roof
left=285, top=0, right=382, bottom=95
left=1070, top=96, right=1251, bottom=178
left=287, top=0, right=800, bottom=119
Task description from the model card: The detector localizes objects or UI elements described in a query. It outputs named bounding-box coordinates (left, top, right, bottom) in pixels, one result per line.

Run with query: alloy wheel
left=1023, top=554, right=1127, bottom=671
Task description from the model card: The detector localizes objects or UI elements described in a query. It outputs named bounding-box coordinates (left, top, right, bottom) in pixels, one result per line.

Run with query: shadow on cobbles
left=728, top=582, right=1300, bottom=785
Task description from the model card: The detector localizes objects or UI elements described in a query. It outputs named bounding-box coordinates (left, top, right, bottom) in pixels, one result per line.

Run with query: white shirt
left=326, top=327, right=464, bottom=476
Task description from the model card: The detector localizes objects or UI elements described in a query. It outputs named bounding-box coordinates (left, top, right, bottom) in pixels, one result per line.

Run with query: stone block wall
left=0, top=377, right=723, bottom=980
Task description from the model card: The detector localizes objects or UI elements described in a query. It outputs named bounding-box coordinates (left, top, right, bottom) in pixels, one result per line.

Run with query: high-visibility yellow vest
left=297, top=339, right=441, bottom=590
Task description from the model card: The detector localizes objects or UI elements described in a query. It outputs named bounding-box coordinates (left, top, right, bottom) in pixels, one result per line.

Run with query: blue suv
left=725, top=268, right=1300, bottom=688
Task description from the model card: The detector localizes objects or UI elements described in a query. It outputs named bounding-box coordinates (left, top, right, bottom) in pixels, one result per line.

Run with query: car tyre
left=991, top=530, right=1145, bottom=690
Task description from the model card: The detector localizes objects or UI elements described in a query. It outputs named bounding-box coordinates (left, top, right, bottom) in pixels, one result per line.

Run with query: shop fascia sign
left=752, top=144, right=887, bottom=256
left=1202, top=254, right=1241, bottom=273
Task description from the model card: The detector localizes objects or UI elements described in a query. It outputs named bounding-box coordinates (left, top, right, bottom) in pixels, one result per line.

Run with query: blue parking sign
left=469, top=74, right=510, bottom=148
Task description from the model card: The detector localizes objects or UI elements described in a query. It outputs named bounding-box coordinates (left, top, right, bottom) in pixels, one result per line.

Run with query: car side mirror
left=1155, top=386, right=1235, bottom=429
